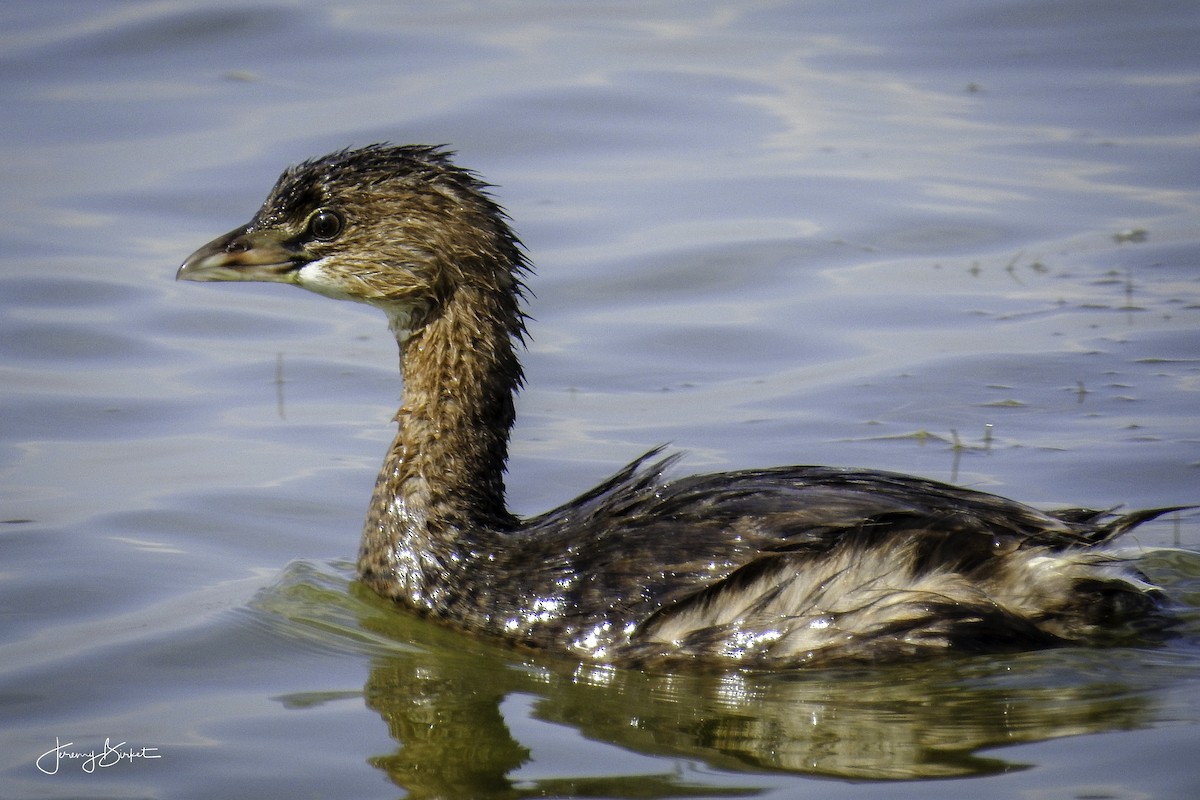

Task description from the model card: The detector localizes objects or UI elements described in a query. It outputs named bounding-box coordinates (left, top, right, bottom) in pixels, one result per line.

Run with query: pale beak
left=176, top=224, right=309, bottom=283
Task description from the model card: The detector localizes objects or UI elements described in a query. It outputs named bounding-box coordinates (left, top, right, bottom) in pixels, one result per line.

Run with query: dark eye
left=307, top=209, right=343, bottom=241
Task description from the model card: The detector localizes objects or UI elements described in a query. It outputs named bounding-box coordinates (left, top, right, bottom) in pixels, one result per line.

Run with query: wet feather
left=177, top=144, right=1190, bottom=668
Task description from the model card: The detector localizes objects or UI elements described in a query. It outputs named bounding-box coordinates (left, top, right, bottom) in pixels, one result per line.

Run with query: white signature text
left=37, top=737, right=161, bottom=775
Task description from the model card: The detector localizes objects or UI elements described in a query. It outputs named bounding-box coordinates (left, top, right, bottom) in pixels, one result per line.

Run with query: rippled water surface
left=2, top=2, right=1199, bottom=798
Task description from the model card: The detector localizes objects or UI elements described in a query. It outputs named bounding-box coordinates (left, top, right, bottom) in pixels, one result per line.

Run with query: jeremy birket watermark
left=36, top=737, right=161, bottom=775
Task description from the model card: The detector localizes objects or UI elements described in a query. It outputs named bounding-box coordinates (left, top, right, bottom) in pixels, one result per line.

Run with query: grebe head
left=176, top=144, right=528, bottom=335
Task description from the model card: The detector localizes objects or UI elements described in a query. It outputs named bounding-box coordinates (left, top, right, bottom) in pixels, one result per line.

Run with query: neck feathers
left=394, top=283, right=521, bottom=526
left=356, top=168, right=529, bottom=606
left=359, top=280, right=523, bottom=607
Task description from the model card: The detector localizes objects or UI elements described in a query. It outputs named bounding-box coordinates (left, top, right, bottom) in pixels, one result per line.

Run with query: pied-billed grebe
left=178, top=144, right=1186, bottom=667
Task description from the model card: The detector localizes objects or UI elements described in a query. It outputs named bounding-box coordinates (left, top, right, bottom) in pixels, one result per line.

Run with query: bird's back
left=492, top=450, right=1174, bottom=667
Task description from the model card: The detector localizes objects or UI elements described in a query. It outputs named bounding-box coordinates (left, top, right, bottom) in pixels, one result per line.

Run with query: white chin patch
left=295, top=259, right=360, bottom=302
left=385, top=308, right=418, bottom=343
left=294, top=259, right=420, bottom=341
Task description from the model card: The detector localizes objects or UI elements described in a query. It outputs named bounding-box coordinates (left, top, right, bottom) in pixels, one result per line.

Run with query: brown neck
left=358, top=283, right=522, bottom=608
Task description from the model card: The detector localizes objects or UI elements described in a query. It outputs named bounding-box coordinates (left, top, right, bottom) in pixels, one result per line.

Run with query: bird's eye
left=307, top=209, right=344, bottom=241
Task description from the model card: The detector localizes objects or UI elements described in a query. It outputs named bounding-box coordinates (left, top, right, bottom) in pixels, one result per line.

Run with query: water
left=2, top=1, right=1199, bottom=797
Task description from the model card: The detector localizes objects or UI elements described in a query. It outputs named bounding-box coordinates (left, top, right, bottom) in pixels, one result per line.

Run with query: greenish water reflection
left=251, top=552, right=1200, bottom=796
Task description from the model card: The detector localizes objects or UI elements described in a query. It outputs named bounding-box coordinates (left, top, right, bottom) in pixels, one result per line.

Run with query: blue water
left=2, top=1, right=1199, bottom=798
